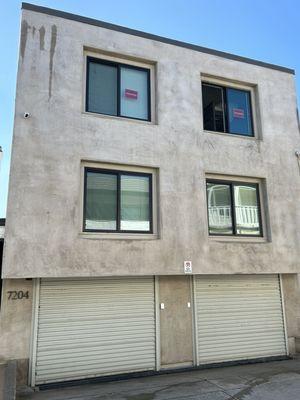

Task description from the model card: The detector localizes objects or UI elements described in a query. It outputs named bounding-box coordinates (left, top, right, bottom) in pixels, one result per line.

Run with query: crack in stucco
left=48, top=24, right=57, bottom=100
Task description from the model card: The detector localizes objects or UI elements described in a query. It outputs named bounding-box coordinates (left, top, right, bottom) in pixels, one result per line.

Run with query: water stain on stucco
left=20, top=20, right=29, bottom=60
left=39, top=26, right=45, bottom=50
left=203, top=138, right=215, bottom=150
left=48, top=24, right=57, bottom=100
left=125, top=394, right=154, bottom=400
left=296, top=108, right=300, bottom=135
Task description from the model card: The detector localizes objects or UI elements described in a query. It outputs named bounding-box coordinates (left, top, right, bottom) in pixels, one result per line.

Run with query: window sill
left=82, top=111, right=156, bottom=125
left=203, top=130, right=261, bottom=141
left=79, top=232, right=159, bottom=240
left=208, top=235, right=268, bottom=244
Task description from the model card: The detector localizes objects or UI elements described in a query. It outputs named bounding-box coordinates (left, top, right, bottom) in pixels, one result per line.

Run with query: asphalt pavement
left=17, top=357, right=300, bottom=400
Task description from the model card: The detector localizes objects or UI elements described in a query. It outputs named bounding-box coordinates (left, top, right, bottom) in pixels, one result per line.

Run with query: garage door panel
left=199, top=349, right=285, bottom=364
left=38, top=328, right=154, bottom=341
left=36, top=361, right=156, bottom=383
left=38, top=330, right=154, bottom=342
left=36, top=352, right=156, bottom=369
left=36, top=347, right=156, bottom=363
left=37, top=340, right=156, bottom=355
left=195, top=274, right=287, bottom=364
left=34, top=277, right=156, bottom=385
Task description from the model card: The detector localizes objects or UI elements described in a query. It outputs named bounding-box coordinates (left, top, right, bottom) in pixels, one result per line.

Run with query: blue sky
left=0, top=0, right=299, bottom=217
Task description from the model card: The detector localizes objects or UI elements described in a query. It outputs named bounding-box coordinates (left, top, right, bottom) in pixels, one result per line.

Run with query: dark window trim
left=86, top=57, right=151, bottom=122
left=202, top=82, right=255, bottom=137
left=206, top=179, right=263, bottom=238
left=83, top=167, right=153, bottom=234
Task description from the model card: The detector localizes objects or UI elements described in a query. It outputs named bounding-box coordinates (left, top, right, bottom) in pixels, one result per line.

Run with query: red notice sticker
left=125, top=89, right=138, bottom=99
left=233, top=108, right=245, bottom=119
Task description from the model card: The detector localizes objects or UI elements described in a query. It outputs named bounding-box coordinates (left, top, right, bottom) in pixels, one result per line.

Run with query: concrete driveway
left=17, top=358, right=300, bottom=400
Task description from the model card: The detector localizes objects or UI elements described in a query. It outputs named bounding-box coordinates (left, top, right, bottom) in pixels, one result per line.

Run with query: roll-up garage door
left=33, top=277, right=156, bottom=385
left=195, top=275, right=287, bottom=364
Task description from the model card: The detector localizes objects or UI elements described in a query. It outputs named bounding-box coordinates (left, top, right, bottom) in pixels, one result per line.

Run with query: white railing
left=208, top=206, right=232, bottom=228
left=235, top=206, right=259, bottom=227
left=85, top=219, right=150, bottom=231
left=208, top=206, right=258, bottom=228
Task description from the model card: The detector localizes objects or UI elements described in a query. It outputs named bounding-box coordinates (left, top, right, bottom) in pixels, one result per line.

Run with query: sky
left=0, top=0, right=299, bottom=218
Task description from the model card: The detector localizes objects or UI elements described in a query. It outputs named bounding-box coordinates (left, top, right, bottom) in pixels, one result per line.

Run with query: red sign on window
left=233, top=108, right=245, bottom=119
left=125, top=89, right=138, bottom=99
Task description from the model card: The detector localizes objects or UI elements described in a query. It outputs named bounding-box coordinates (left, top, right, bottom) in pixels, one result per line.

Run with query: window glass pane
left=85, top=172, right=117, bottom=230
left=87, top=61, right=118, bottom=115
left=202, top=84, right=225, bottom=132
left=120, top=67, right=149, bottom=120
left=227, top=88, right=253, bottom=136
left=234, top=184, right=260, bottom=235
left=121, top=175, right=150, bottom=231
left=207, top=183, right=233, bottom=234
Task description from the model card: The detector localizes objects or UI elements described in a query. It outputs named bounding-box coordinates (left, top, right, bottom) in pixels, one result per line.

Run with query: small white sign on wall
left=184, top=261, right=192, bottom=274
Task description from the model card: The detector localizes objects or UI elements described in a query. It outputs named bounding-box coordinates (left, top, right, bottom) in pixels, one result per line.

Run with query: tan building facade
left=1, top=2, right=300, bottom=387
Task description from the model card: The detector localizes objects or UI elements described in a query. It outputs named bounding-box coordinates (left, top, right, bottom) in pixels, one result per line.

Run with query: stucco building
left=1, top=2, right=300, bottom=388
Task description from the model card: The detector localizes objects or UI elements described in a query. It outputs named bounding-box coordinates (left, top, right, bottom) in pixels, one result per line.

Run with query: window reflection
left=234, top=185, right=260, bottom=235
left=207, top=183, right=233, bottom=234
left=202, top=84, right=225, bottom=132
left=207, top=181, right=262, bottom=236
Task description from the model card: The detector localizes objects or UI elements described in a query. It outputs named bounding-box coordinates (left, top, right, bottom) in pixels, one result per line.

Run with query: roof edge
left=22, top=2, right=295, bottom=75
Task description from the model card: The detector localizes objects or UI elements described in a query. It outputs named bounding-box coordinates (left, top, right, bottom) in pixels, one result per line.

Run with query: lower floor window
left=206, top=180, right=263, bottom=236
left=84, top=168, right=152, bottom=233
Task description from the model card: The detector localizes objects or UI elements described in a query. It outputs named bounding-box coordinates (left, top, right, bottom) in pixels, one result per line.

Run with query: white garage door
left=33, top=277, right=156, bottom=385
left=195, top=275, right=287, bottom=364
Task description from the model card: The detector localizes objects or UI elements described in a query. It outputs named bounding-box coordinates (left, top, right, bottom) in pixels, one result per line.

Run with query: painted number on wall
left=7, top=290, right=30, bottom=300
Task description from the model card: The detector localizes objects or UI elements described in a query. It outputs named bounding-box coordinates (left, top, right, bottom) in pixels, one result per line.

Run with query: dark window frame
left=206, top=179, right=263, bottom=237
left=86, top=57, right=152, bottom=122
left=83, top=167, right=153, bottom=234
left=202, top=82, right=255, bottom=137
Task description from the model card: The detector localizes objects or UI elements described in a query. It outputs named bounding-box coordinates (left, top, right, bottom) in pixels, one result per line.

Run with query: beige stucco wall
left=0, top=279, right=33, bottom=360
left=0, top=279, right=33, bottom=383
left=2, top=9, right=300, bottom=279
left=281, top=274, right=300, bottom=353
left=1, top=6, right=300, bottom=386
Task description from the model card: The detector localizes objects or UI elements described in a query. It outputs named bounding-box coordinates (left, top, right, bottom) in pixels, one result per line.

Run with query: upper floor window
left=206, top=180, right=262, bottom=236
left=84, top=168, right=153, bottom=233
left=86, top=57, right=151, bottom=121
left=202, top=83, right=254, bottom=137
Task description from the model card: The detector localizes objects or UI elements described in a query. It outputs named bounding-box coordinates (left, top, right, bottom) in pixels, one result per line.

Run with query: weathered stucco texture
left=281, top=274, right=300, bottom=352
left=0, top=279, right=33, bottom=359
left=3, top=9, right=300, bottom=278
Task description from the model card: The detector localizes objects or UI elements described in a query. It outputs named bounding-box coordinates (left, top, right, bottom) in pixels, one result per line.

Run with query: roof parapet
left=21, top=2, right=295, bottom=75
